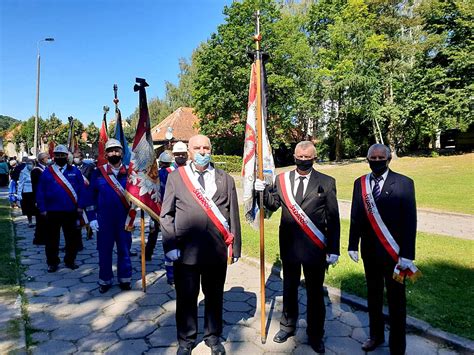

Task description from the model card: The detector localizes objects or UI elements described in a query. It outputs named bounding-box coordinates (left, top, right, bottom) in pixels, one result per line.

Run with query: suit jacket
left=77, top=162, right=95, bottom=182
left=160, top=167, right=241, bottom=265
left=348, top=169, right=417, bottom=261
left=264, top=168, right=340, bottom=264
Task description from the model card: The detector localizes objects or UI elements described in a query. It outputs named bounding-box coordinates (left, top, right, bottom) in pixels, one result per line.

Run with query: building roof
left=151, top=107, right=200, bottom=142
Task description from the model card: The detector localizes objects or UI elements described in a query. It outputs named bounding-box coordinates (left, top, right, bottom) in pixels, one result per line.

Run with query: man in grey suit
left=161, top=134, right=241, bottom=355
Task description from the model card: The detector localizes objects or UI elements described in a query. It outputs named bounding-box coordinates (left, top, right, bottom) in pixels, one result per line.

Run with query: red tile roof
left=151, top=107, right=200, bottom=142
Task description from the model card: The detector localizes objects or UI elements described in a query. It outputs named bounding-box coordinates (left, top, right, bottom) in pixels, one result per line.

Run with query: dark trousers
left=33, top=212, right=48, bottom=245
left=45, top=211, right=79, bottom=266
left=174, top=262, right=227, bottom=348
left=363, top=256, right=406, bottom=355
left=145, top=219, right=159, bottom=258
left=281, top=258, right=326, bottom=342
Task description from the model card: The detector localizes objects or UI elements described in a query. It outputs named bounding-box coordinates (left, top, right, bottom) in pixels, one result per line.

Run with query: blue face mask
left=194, top=153, right=211, bottom=167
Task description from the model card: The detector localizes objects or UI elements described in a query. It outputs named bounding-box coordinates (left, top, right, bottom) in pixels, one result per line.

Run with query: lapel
left=289, top=170, right=295, bottom=195
left=301, top=168, right=319, bottom=204
left=379, top=169, right=395, bottom=201
left=213, top=168, right=225, bottom=202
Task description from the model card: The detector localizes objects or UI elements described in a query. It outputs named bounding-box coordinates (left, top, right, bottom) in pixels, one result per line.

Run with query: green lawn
left=0, top=198, right=18, bottom=288
left=314, top=153, right=474, bottom=215
left=241, top=211, right=474, bottom=340
left=235, top=153, right=474, bottom=214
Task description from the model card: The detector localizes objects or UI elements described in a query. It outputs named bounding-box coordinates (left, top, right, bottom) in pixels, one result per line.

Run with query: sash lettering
left=279, top=172, right=326, bottom=250
left=178, top=165, right=234, bottom=262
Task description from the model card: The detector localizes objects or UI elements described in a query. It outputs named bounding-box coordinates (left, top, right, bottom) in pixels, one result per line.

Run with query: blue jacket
left=86, top=164, right=129, bottom=222
left=36, top=164, right=85, bottom=213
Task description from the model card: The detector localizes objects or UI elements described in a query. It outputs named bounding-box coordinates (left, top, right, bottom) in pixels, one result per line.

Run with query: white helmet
left=105, top=138, right=123, bottom=150
left=53, top=144, right=69, bottom=154
left=159, top=151, right=173, bottom=163
left=172, top=141, right=187, bottom=153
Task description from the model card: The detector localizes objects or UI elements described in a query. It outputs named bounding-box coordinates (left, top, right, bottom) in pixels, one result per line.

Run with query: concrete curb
left=240, top=254, right=474, bottom=353
left=8, top=208, right=27, bottom=353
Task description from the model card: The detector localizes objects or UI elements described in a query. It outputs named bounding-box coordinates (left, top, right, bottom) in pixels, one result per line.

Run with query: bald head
left=188, top=134, right=212, bottom=168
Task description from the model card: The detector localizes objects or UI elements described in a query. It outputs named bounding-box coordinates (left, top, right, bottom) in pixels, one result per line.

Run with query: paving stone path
left=9, top=209, right=462, bottom=354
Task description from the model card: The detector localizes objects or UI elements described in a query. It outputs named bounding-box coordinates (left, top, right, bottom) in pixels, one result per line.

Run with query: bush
left=211, top=155, right=242, bottom=173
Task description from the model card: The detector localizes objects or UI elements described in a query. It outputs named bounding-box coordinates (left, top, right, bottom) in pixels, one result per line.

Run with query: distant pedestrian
left=8, top=159, right=19, bottom=208
left=348, top=143, right=419, bottom=354
left=31, top=152, right=49, bottom=245
left=0, top=156, right=8, bottom=187
left=36, top=144, right=85, bottom=273
left=17, top=158, right=36, bottom=227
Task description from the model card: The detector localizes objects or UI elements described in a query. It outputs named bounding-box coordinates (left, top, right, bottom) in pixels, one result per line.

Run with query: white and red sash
left=361, top=174, right=421, bottom=283
left=279, top=172, right=326, bottom=250
left=166, top=165, right=176, bottom=174
left=49, top=164, right=88, bottom=226
left=98, top=164, right=130, bottom=210
left=178, top=165, right=234, bottom=262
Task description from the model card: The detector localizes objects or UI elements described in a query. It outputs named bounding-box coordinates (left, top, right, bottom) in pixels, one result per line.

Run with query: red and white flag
left=242, top=55, right=275, bottom=228
left=97, top=110, right=108, bottom=166
left=125, top=78, right=161, bottom=225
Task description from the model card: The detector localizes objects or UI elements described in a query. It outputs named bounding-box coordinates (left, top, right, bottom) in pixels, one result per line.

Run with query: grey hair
left=294, top=141, right=316, bottom=156
left=37, top=152, right=49, bottom=161
left=367, top=144, right=391, bottom=159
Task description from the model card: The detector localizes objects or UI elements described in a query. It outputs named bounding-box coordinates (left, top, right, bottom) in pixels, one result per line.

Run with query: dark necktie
left=295, top=176, right=305, bottom=205
left=372, top=175, right=383, bottom=201
left=197, top=171, right=206, bottom=190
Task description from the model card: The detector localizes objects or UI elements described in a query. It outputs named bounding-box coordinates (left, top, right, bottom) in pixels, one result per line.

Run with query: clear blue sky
left=0, top=0, right=232, bottom=126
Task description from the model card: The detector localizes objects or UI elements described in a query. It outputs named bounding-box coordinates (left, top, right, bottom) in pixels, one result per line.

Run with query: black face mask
left=175, top=157, right=187, bottom=166
left=295, top=158, right=313, bottom=172
left=107, top=155, right=122, bottom=165
left=54, top=157, right=67, bottom=167
left=369, top=160, right=388, bottom=175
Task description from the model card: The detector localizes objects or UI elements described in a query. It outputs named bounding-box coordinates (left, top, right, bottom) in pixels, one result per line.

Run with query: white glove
left=232, top=257, right=239, bottom=264
left=326, top=254, right=339, bottom=265
left=254, top=178, right=267, bottom=192
left=348, top=250, right=359, bottom=263
left=166, top=249, right=181, bottom=261
left=89, top=220, right=99, bottom=232
left=397, top=257, right=414, bottom=270
left=17, top=194, right=22, bottom=201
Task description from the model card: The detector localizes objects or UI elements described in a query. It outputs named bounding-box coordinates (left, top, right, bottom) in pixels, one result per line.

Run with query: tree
left=307, top=0, right=386, bottom=160
left=0, top=115, right=20, bottom=135
left=165, top=57, right=195, bottom=111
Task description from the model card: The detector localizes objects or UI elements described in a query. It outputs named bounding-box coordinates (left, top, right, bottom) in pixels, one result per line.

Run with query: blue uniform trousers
left=97, top=215, right=132, bottom=285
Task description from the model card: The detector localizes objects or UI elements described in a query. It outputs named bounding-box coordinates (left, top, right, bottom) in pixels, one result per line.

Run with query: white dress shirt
left=192, top=163, right=217, bottom=198
left=293, top=170, right=312, bottom=198
left=370, top=169, right=389, bottom=191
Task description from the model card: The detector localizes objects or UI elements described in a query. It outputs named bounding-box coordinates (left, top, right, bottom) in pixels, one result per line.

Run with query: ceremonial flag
left=114, top=107, right=131, bottom=165
left=97, top=108, right=109, bottom=166
left=66, top=116, right=78, bottom=153
left=48, top=141, right=55, bottom=158
left=242, top=53, right=275, bottom=228
left=125, top=78, right=161, bottom=222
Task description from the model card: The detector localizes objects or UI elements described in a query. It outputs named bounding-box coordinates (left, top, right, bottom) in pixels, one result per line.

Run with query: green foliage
left=211, top=154, right=242, bottom=173
left=0, top=115, right=20, bottom=135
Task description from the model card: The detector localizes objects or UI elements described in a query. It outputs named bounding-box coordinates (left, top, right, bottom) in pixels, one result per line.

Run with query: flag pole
left=140, top=209, right=146, bottom=292
left=254, top=10, right=266, bottom=344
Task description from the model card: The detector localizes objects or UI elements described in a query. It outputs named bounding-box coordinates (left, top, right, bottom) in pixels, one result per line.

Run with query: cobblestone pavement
left=9, top=211, right=462, bottom=354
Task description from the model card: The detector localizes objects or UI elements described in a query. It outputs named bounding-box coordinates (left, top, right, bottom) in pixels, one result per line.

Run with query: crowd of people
left=1, top=136, right=418, bottom=355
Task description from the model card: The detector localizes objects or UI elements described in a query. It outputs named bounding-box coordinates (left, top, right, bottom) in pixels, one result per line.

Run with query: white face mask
left=73, top=158, right=82, bottom=165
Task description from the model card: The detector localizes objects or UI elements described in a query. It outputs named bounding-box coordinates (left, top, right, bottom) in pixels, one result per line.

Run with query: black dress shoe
left=119, top=282, right=131, bottom=291
left=207, top=342, right=226, bottom=355
left=361, top=338, right=384, bottom=351
left=99, top=284, right=112, bottom=294
left=47, top=265, right=58, bottom=273
left=177, top=346, right=192, bottom=355
left=65, top=263, right=79, bottom=270
left=310, top=339, right=325, bottom=353
left=273, top=329, right=295, bottom=343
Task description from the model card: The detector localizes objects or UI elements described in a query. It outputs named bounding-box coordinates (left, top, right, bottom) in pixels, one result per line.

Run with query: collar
left=371, top=169, right=389, bottom=182
left=294, top=169, right=312, bottom=180
left=106, top=163, right=126, bottom=175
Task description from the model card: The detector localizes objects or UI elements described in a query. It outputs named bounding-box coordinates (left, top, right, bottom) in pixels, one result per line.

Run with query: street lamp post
left=33, top=37, right=54, bottom=156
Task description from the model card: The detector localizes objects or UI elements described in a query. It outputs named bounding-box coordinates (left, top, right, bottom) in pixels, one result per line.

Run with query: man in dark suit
left=348, top=143, right=417, bottom=355
left=161, top=134, right=241, bottom=355
left=255, top=141, right=340, bottom=354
